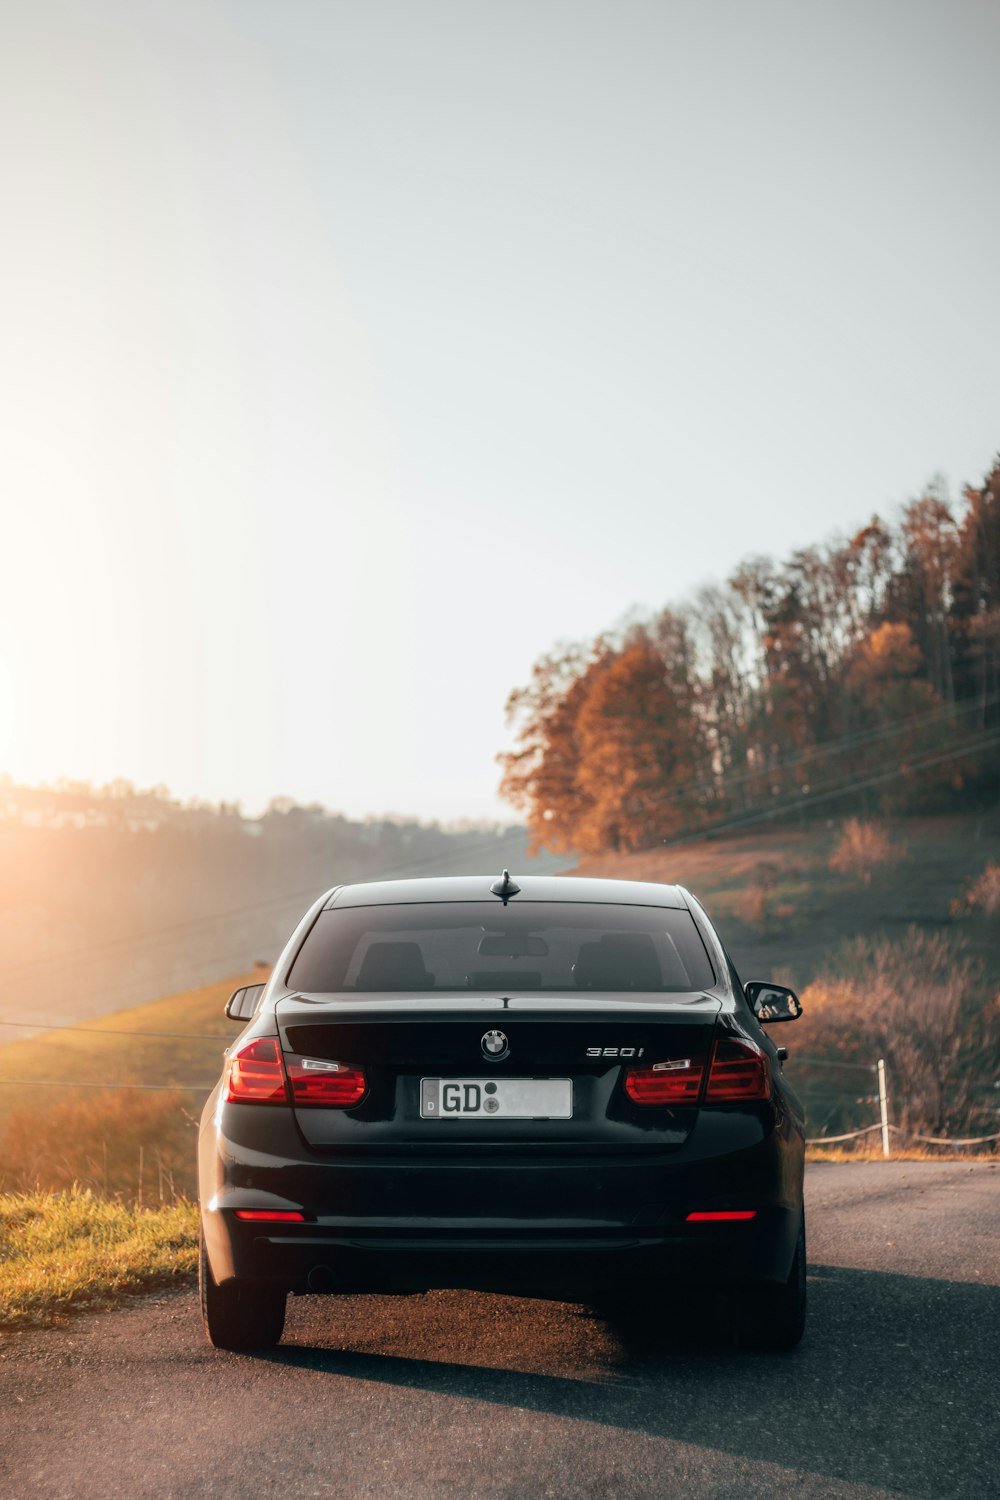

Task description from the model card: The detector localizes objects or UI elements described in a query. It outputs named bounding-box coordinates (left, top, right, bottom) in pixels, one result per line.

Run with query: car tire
left=199, top=1226, right=286, bottom=1351
left=737, top=1212, right=806, bottom=1351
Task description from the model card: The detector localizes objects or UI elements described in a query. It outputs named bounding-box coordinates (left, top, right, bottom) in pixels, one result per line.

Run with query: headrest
left=355, top=941, right=433, bottom=990
left=573, top=933, right=662, bottom=990
left=465, top=970, right=543, bottom=990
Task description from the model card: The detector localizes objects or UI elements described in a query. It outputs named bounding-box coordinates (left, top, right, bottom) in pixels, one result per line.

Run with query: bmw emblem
left=482, top=1029, right=509, bottom=1060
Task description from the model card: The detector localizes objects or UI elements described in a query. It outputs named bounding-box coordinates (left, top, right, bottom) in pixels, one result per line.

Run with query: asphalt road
left=1, top=1163, right=998, bottom=1500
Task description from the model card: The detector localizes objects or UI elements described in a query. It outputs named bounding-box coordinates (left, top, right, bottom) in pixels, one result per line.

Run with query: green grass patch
left=0, top=1188, right=199, bottom=1329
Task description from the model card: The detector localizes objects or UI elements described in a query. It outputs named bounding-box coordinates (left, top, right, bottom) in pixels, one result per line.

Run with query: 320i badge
left=198, top=872, right=805, bottom=1351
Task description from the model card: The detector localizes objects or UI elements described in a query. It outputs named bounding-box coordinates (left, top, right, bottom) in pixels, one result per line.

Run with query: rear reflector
left=234, top=1210, right=306, bottom=1222
left=704, top=1037, right=771, bottom=1101
left=286, top=1058, right=367, bottom=1107
left=686, top=1210, right=757, bottom=1222
left=624, top=1058, right=705, bottom=1104
left=223, top=1037, right=288, bottom=1104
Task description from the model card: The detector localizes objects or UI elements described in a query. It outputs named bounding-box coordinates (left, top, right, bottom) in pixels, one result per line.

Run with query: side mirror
left=226, top=983, right=265, bottom=1022
left=746, top=980, right=802, bottom=1023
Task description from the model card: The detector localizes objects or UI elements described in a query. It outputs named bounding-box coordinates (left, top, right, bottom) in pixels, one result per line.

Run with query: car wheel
left=199, top=1226, right=286, bottom=1351
left=737, top=1212, right=806, bottom=1351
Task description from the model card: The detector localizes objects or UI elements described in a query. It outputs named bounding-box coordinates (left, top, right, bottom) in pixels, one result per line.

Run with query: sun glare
left=0, top=655, right=14, bottom=764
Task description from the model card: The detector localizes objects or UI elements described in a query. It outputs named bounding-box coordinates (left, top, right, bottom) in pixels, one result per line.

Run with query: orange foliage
left=501, top=635, right=704, bottom=855
left=828, top=818, right=906, bottom=885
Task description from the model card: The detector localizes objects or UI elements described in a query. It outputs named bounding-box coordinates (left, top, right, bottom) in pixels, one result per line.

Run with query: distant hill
left=0, top=784, right=570, bottom=1032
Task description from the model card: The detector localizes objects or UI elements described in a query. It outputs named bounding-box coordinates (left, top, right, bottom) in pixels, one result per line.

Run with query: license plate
left=420, top=1077, right=572, bottom=1119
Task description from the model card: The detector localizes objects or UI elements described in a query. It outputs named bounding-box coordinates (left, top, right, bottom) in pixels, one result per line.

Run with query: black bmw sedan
left=198, top=872, right=805, bottom=1351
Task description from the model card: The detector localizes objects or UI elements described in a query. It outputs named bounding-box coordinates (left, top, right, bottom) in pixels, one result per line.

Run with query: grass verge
left=0, top=971, right=255, bottom=1200
left=0, top=1188, right=199, bottom=1330
left=807, top=1146, right=999, bottom=1162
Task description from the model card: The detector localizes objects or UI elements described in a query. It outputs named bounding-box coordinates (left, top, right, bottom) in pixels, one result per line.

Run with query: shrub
left=950, top=862, right=1000, bottom=918
left=798, top=928, right=1000, bottom=1139
left=735, top=861, right=795, bottom=936
left=828, top=818, right=906, bottom=885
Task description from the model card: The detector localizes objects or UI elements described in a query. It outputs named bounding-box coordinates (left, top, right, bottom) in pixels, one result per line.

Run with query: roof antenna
left=490, top=869, right=521, bottom=905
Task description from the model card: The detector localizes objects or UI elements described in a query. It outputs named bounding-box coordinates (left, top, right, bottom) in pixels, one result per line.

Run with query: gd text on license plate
left=420, top=1078, right=572, bottom=1119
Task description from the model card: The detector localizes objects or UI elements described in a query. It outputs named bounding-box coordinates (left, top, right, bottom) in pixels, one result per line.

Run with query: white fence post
left=877, top=1058, right=890, bottom=1158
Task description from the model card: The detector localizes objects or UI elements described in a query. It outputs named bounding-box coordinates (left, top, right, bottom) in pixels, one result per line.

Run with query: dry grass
left=827, top=817, right=907, bottom=885
left=807, top=1145, right=1000, bottom=1162
left=0, top=971, right=253, bottom=1200
left=951, top=861, right=1000, bottom=917
left=0, top=1189, right=198, bottom=1329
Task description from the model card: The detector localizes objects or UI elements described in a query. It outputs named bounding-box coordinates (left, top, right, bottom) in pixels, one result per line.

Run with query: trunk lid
left=276, top=992, right=721, bottom=1152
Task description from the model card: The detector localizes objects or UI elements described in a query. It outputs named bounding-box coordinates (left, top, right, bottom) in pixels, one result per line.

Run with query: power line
left=0, top=1079, right=212, bottom=1092
left=0, top=827, right=547, bottom=988
left=0, top=946, right=273, bottom=1023
left=790, top=1056, right=876, bottom=1071
left=0, top=833, right=564, bottom=1031
left=0, top=883, right=323, bottom=984
left=0, top=1020, right=231, bottom=1040
left=661, top=726, right=1000, bottom=845
left=627, top=686, right=1000, bottom=820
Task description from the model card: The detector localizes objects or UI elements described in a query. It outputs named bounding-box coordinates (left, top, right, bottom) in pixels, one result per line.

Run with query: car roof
left=324, top=875, right=688, bottom=910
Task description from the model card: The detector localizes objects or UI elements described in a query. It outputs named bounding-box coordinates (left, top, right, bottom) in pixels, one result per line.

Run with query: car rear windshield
left=286, top=901, right=716, bottom=994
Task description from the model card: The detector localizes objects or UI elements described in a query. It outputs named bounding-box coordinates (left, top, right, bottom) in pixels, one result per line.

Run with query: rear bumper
left=205, top=1211, right=801, bottom=1298
left=199, top=1095, right=803, bottom=1298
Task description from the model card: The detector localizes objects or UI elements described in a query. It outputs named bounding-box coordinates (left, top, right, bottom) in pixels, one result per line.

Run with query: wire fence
left=0, top=1078, right=214, bottom=1092
left=796, top=1054, right=1000, bottom=1149
left=806, top=1121, right=1000, bottom=1147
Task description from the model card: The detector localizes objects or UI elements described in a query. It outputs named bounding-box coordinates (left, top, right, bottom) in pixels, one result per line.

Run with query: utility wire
left=0, top=827, right=546, bottom=987
left=625, top=685, right=1000, bottom=818
left=0, top=1079, right=213, bottom=1092
left=661, top=727, right=1000, bottom=845
left=0, top=1020, right=231, bottom=1040
left=0, top=946, right=273, bottom=1022
left=789, top=1056, right=876, bottom=1071
left=0, top=885, right=322, bottom=983
left=0, top=836, right=567, bottom=1029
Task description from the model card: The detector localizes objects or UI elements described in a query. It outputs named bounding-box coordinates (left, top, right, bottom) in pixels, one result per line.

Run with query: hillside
left=0, top=973, right=243, bottom=1202
left=574, top=814, right=1000, bottom=1144
left=0, top=789, right=570, bottom=1034
left=570, top=814, right=1000, bottom=991
left=1, top=818, right=996, bottom=1197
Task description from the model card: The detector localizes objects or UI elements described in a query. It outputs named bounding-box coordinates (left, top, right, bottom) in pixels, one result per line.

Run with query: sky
left=1, top=0, right=998, bottom=822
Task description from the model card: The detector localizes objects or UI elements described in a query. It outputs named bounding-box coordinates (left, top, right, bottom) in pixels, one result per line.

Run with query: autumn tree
left=501, top=633, right=703, bottom=853
left=498, top=642, right=600, bottom=852
left=951, top=457, right=1000, bottom=733
left=499, top=451, right=1000, bottom=854
left=897, top=487, right=959, bottom=703
left=572, top=635, right=702, bottom=852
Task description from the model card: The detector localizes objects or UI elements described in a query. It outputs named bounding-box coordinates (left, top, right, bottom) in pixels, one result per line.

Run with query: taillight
left=624, top=1057, right=705, bottom=1104
left=223, top=1037, right=288, bottom=1103
left=222, top=1041, right=367, bottom=1107
left=286, top=1057, right=367, bottom=1107
left=704, top=1037, right=770, bottom=1101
